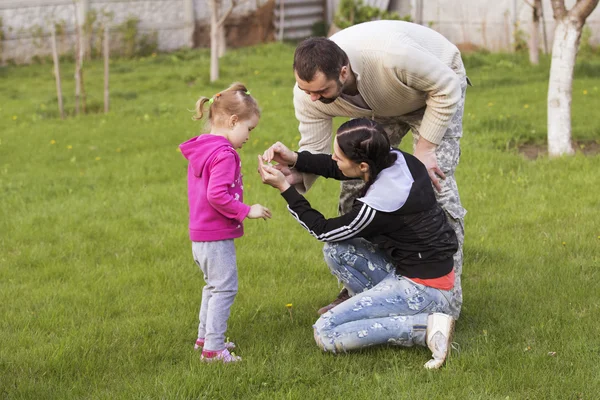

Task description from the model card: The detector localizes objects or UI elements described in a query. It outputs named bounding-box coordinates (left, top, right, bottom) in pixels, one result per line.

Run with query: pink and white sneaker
left=200, top=348, right=241, bottom=363
left=194, top=338, right=236, bottom=351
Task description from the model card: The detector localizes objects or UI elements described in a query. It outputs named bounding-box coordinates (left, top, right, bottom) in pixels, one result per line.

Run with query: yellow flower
left=583, top=90, right=588, bottom=95
left=95, top=157, right=101, bottom=161
left=50, top=140, right=56, bottom=145
left=562, top=241, right=566, bottom=246
left=116, top=148, right=121, bottom=152
left=487, top=102, right=494, bottom=107
left=254, top=70, right=260, bottom=75
left=151, top=52, right=157, bottom=57
left=67, top=145, right=73, bottom=150
left=523, top=104, right=529, bottom=109
left=286, top=303, right=293, bottom=308
left=12, top=115, right=17, bottom=120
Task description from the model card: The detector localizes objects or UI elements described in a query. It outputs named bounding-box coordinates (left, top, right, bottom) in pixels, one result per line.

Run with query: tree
left=208, top=0, right=256, bottom=82
left=547, top=0, right=599, bottom=156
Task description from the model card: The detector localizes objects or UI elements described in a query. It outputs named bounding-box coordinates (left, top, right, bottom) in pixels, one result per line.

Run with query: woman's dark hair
left=293, top=37, right=349, bottom=81
left=336, top=118, right=397, bottom=194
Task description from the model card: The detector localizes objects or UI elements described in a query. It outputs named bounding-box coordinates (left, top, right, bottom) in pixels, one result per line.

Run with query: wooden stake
left=74, top=24, right=81, bottom=115
left=50, top=25, right=65, bottom=119
left=104, top=27, right=109, bottom=114
left=279, top=0, right=284, bottom=41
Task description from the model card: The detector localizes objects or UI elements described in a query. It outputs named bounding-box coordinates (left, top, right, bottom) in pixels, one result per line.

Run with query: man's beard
left=318, top=79, right=343, bottom=104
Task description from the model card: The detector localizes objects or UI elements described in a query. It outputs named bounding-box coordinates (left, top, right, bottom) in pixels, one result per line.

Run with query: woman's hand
left=262, top=142, right=298, bottom=166
left=247, top=204, right=272, bottom=220
left=258, top=156, right=291, bottom=192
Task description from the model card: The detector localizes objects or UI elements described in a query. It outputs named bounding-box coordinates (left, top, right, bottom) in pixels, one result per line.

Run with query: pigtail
left=193, top=97, right=211, bottom=121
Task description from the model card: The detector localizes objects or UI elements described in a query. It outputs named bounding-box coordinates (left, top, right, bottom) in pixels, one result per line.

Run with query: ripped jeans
left=313, top=238, right=455, bottom=353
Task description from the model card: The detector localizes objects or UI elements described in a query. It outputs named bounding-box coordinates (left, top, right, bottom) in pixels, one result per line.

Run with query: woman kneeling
left=259, top=118, right=459, bottom=369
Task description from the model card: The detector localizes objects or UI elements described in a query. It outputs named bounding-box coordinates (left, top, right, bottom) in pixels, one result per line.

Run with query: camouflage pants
left=338, top=78, right=468, bottom=317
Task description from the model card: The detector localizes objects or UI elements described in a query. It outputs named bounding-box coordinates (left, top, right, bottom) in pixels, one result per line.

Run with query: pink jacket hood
left=180, top=134, right=233, bottom=177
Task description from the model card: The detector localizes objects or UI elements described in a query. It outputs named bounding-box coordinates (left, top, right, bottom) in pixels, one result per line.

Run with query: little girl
left=179, top=82, right=271, bottom=363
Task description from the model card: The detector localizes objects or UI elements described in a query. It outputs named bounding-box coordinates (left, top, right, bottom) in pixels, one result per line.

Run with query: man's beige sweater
left=293, top=20, right=466, bottom=192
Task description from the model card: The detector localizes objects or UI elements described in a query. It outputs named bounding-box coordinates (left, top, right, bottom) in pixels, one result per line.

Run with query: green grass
left=1, top=45, right=599, bottom=399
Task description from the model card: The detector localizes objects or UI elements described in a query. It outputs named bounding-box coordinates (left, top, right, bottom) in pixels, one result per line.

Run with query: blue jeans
left=314, top=238, right=455, bottom=353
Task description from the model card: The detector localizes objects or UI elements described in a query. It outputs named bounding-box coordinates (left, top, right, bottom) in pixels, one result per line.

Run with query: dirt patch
left=518, top=140, right=600, bottom=160
left=456, top=42, right=482, bottom=53
left=195, top=0, right=276, bottom=48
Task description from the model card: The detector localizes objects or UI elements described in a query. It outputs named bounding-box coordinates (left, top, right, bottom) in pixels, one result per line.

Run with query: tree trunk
left=547, top=0, right=599, bottom=156
left=529, top=0, right=541, bottom=65
left=210, top=2, right=220, bottom=82
left=218, top=24, right=227, bottom=58
left=547, top=17, right=581, bottom=156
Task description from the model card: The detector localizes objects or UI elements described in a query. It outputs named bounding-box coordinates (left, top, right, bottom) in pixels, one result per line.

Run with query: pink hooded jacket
left=179, top=134, right=251, bottom=242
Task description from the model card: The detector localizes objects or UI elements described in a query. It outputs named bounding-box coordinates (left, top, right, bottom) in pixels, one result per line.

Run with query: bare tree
left=208, top=0, right=257, bottom=82
left=208, top=0, right=236, bottom=81
left=547, top=0, right=599, bottom=156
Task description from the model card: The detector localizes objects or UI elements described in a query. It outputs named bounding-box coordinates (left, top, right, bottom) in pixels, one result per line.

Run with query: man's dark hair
left=293, top=37, right=349, bottom=82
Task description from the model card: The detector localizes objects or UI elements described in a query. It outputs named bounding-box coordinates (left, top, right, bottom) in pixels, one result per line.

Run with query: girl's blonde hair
left=194, top=82, right=260, bottom=127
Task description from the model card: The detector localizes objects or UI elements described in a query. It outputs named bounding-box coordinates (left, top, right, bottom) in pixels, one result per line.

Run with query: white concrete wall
left=0, top=0, right=268, bottom=63
left=419, top=0, right=600, bottom=50
left=2, top=0, right=599, bottom=63
left=327, top=0, right=600, bottom=51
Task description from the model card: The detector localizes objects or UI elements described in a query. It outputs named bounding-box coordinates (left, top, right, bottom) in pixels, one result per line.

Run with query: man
left=287, top=20, right=469, bottom=317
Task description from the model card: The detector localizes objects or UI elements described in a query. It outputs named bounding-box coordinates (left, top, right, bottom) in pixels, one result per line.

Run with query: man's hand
left=273, top=164, right=303, bottom=185
left=258, top=156, right=291, bottom=192
left=262, top=142, right=298, bottom=166
left=247, top=204, right=272, bottom=220
left=414, top=137, right=445, bottom=192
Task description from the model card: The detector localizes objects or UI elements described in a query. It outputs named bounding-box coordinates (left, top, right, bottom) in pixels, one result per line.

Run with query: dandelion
left=523, top=104, right=529, bottom=109
left=50, top=140, right=56, bottom=145
left=286, top=303, right=293, bottom=322
left=254, top=70, right=260, bottom=75
left=116, top=148, right=121, bottom=152
left=95, top=157, right=101, bottom=161
left=67, top=145, right=73, bottom=150
left=583, top=90, right=588, bottom=95
left=487, top=102, right=494, bottom=107
left=12, top=115, right=17, bottom=120
left=562, top=241, right=566, bottom=246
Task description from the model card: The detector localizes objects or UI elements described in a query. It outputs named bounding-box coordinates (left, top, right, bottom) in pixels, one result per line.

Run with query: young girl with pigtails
left=179, top=82, right=271, bottom=363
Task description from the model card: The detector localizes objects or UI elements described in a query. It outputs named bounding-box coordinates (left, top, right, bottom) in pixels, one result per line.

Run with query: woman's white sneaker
left=424, top=313, right=455, bottom=369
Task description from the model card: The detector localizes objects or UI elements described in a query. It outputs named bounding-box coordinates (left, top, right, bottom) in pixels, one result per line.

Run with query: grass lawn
left=1, top=44, right=599, bottom=399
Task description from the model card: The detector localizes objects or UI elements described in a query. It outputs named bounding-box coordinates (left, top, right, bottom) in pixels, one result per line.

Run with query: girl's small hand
left=247, top=204, right=272, bottom=220
left=258, top=156, right=291, bottom=192
left=262, top=142, right=298, bottom=166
